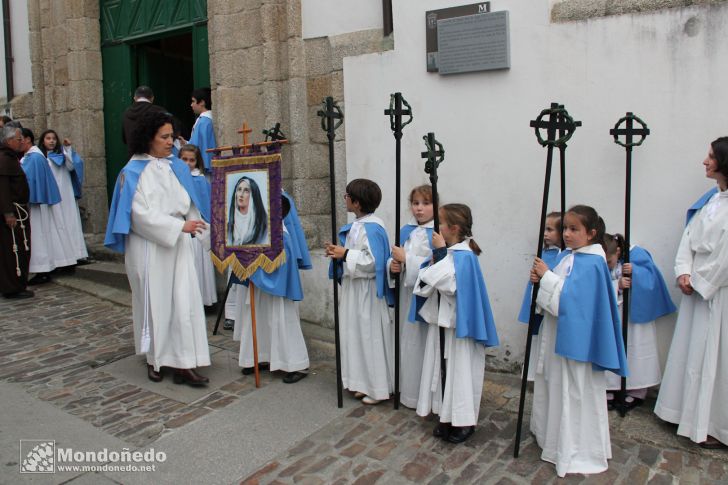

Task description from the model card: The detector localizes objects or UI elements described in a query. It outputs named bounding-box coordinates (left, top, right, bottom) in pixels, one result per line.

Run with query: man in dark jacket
left=0, top=124, right=32, bottom=299
left=121, top=86, right=168, bottom=157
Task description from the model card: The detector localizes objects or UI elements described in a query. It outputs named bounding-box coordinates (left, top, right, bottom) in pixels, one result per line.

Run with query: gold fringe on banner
left=211, top=251, right=287, bottom=282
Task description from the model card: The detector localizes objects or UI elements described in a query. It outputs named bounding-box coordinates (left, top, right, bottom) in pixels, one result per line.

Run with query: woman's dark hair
left=566, top=205, right=604, bottom=245
left=37, top=129, right=62, bottom=156
left=346, top=178, right=382, bottom=214
left=408, top=185, right=432, bottom=204
left=440, top=203, right=482, bottom=255
left=603, top=233, right=627, bottom=259
left=191, top=87, right=212, bottom=110
left=710, top=136, right=728, bottom=180
left=128, top=111, right=174, bottom=155
left=227, top=176, right=268, bottom=245
left=179, top=144, right=205, bottom=171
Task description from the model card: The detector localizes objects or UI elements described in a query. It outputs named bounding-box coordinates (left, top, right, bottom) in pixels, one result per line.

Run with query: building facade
left=3, top=0, right=727, bottom=369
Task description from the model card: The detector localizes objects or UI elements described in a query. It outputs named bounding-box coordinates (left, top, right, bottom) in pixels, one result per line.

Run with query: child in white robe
left=179, top=144, right=217, bottom=307
left=529, top=205, right=627, bottom=477
left=326, top=179, right=394, bottom=405
left=388, top=185, right=434, bottom=409
left=412, top=203, right=499, bottom=444
left=517, top=211, right=562, bottom=383
left=38, top=130, right=88, bottom=263
left=234, top=195, right=310, bottom=383
left=604, top=233, right=675, bottom=410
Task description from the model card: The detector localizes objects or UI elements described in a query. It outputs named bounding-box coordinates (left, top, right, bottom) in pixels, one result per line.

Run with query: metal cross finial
left=385, top=93, right=414, bottom=134
left=610, top=112, right=650, bottom=148
left=421, top=132, right=445, bottom=185
left=530, top=102, right=581, bottom=147
left=262, top=122, right=286, bottom=142
left=317, top=97, right=344, bottom=139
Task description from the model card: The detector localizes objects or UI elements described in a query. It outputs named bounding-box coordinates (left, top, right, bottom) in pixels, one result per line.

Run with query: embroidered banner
left=210, top=153, right=285, bottom=280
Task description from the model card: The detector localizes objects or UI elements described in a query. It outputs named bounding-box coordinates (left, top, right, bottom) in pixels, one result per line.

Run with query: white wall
left=335, top=0, right=728, bottom=369
left=0, top=0, right=33, bottom=107
left=302, top=0, right=383, bottom=39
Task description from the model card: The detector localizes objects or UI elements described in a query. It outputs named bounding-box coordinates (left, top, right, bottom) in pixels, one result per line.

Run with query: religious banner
left=210, top=152, right=285, bottom=280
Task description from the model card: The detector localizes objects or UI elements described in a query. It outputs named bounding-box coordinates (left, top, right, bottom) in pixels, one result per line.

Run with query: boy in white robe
left=326, top=179, right=395, bottom=404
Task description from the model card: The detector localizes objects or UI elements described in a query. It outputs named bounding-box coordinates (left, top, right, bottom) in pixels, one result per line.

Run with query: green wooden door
left=100, top=0, right=208, bottom=200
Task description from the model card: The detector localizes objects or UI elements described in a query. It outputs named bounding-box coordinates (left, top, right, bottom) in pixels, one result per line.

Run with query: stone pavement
left=0, top=282, right=726, bottom=484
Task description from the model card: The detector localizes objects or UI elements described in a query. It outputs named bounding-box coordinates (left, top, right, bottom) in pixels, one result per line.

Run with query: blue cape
left=686, top=187, right=718, bottom=226
left=452, top=250, right=500, bottom=347
left=328, top=221, right=395, bottom=306
left=407, top=249, right=499, bottom=347
left=556, top=252, right=629, bottom=376
left=232, top=231, right=304, bottom=301
left=627, top=246, right=677, bottom=323
left=282, top=191, right=312, bottom=270
left=48, top=151, right=84, bottom=199
left=399, top=223, right=434, bottom=246
left=189, top=115, right=217, bottom=172
left=21, top=151, right=61, bottom=205
left=517, top=247, right=563, bottom=331
left=104, top=156, right=210, bottom=253
left=191, top=175, right=211, bottom=220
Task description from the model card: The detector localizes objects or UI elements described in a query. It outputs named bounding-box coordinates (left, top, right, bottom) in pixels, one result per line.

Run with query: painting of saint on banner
left=211, top=153, right=284, bottom=280
left=226, top=171, right=270, bottom=247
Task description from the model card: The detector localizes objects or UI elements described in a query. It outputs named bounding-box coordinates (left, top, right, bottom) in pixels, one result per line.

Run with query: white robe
left=232, top=284, right=310, bottom=373
left=605, top=261, right=662, bottom=391
left=413, top=242, right=485, bottom=427
left=21, top=147, right=77, bottom=273
left=124, top=156, right=211, bottom=371
left=655, top=188, right=728, bottom=444
left=387, top=219, right=433, bottom=408
left=47, top=147, right=87, bottom=261
left=531, top=245, right=612, bottom=477
left=190, top=173, right=217, bottom=306
left=339, top=214, right=394, bottom=401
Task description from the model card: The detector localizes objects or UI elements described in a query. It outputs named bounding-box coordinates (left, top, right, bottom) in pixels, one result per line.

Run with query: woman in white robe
left=654, top=137, right=728, bottom=448
left=122, top=113, right=211, bottom=386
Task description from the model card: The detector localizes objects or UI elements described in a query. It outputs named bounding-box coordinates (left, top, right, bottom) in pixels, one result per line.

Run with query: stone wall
left=551, top=0, right=727, bottom=22
left=20, top=0, right=106, bottom=234
left=207, top=0, right=392, bottom=329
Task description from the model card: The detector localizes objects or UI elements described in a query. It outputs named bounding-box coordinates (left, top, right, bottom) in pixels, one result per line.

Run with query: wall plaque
left=437, top=10, right=510, bottom=75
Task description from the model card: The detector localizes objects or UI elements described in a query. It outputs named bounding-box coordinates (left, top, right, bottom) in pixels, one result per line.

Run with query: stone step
left=74, top=261, right=130, bottom=291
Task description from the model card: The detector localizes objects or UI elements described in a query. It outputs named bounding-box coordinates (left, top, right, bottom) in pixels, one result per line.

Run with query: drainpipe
left=2, top=0, right=13, bottom=115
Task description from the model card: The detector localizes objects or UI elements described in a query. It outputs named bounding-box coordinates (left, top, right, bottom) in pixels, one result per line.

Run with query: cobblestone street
left=1, top=282, right=726, bottom=484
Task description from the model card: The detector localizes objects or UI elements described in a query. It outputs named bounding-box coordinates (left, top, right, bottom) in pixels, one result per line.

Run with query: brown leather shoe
left=173, top=368, right=209, bottom=386
left=147, top=364, right=163, bottom=382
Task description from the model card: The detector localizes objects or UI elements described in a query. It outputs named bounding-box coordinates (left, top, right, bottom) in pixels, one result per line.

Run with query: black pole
left=212, top=276, right=235, bottom=335
left=318, top=97, right=344, bottom=408
left=618, top=141, right=632, bottom=417
left=558, top=108, right=567, bottom=250
left=385, top=92, right=413, bottom=410
left=513, top=124, right=556, bottom=459
left=609, top=112, right=649, bottom=417
left=421, top=132, right=446, bottom=409
left=514, top=103, right=580, bottom=458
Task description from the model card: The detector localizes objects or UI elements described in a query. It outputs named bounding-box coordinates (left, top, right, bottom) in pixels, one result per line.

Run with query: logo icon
left=20, top=440, right=55, bottom=473
left=427, top=12, right=438, bottom=29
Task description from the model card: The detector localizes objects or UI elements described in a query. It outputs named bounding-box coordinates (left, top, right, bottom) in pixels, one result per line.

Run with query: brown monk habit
left=0, top=145, right=30, bottom=295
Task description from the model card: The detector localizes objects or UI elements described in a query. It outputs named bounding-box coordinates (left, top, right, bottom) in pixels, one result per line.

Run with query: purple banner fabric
left=210, top=153, right=285, bottom=280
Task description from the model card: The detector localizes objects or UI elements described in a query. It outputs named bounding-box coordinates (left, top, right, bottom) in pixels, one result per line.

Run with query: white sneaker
left=361, top=396, right=380, bottom=405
